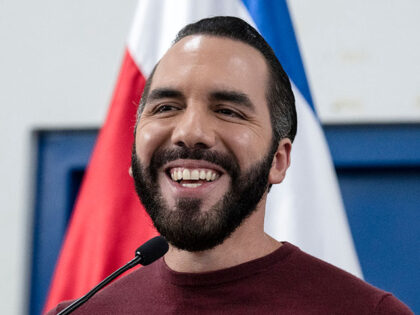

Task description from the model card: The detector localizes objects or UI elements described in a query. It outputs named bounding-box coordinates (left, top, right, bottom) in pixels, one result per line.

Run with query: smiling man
left=131, top=28, right=292, bottom=265
left=48, top=16, right=412, bottom=314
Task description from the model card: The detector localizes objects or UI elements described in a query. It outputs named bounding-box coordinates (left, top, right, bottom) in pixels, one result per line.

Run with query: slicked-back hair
left=137, top=16, right=297, bottom=143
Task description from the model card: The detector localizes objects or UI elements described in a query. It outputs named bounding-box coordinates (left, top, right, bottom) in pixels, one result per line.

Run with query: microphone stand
left=57, top=255, right=142, bottom=315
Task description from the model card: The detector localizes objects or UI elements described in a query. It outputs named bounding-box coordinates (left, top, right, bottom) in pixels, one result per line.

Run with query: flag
left=44, top=0, right=362, bottom=312
left=43, top=49, right=159, bottom=312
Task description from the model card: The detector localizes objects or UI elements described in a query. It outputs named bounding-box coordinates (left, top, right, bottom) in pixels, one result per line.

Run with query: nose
left=171, top=105, right=216, bottom=149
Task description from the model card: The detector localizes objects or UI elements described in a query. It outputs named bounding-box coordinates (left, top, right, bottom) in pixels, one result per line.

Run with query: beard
left=131, top=142, right=277, bottom=252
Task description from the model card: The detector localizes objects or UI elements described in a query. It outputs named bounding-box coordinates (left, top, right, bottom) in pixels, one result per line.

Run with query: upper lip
left=164, top=159, right=225, bottom=174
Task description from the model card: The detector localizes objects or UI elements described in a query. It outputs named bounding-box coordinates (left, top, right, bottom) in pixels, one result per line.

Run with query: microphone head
left=135, top=236, right=169, bottom=266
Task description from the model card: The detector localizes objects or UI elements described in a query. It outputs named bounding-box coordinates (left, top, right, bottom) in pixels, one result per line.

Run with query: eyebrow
left=209, top=90, right=255, bottom=112
left=146, top=87, right=255, bottom=111
left=147, top=88, right=184, bottom=103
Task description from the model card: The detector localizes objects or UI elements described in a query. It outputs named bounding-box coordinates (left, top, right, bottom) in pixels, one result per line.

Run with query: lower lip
left=164, top=173, right=220, bottom=196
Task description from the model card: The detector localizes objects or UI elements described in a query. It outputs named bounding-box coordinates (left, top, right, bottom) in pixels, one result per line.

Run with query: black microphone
left=57, top=236, right=169, bottom=315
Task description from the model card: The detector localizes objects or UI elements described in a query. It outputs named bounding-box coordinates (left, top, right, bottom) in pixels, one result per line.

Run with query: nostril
left=194, top=143, right=209, bottom=149
left=175, top=141, right=209, bottom=149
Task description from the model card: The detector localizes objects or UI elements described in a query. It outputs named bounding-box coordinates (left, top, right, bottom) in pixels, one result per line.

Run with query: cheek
left=225, top=127, right=271, bottom=169
left=135, top=121, right=171, bottom=164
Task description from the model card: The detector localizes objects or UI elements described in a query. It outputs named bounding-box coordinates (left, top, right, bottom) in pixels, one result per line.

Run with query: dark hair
left=138, top=16, right=297, bottom=143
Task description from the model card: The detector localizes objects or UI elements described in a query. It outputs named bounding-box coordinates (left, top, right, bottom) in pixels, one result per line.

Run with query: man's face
left=132, top=35, right=282, bottom=251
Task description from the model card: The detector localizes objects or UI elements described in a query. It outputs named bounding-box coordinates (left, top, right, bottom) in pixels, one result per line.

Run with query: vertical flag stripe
left=43, top=50, right=158, bottom=313
left=241, top=0, right=315, bottom=110
left=239, top=0, right=362, bottom=276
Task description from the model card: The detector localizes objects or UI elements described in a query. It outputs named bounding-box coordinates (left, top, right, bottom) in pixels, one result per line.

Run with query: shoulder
left=45, top=300, right=73, bottom=315
left=45, top=259, right=161, bottom=314
left=374, top=294, right=413, bottom=314
left=272, top=243, right=413, bottom=314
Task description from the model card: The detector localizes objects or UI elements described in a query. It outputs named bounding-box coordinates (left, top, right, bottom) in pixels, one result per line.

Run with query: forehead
left=150, top=35, right=269, bottom=104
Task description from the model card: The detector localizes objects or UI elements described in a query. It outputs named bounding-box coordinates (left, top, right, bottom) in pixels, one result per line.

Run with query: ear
left=268, top=138, right=292, bottom=185
left=128, top=166, right=133, bottom=177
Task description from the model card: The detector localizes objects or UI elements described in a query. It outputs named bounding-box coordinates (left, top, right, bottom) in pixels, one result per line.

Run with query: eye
left=215, top=107, right=244, bottom=119
left=153, top=104, right=180, bottom=114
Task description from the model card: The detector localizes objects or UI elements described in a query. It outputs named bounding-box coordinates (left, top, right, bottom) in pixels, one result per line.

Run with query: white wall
left=0, top=1, right=138, bottom=314
left=289, top=0, right=420, bottom=122
left=0, top=1, right=418, bottom=314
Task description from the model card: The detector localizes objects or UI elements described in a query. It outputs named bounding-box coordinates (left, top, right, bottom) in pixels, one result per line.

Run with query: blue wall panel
left=31, top=125, right=419, bottom=314
left=30, top=130, right=96, bottom=315
left=338, top=167, right=419, bottom=311
left=324, top=124, right=420, bottom=313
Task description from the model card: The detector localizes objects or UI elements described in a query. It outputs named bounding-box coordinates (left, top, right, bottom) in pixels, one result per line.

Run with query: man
left=48, top=16, right=412, bottom=314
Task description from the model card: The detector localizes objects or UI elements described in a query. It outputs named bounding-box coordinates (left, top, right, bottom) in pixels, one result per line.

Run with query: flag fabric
left=43, top=50, right=159, bottom=312
left=44, top=0, right=361, bottom=312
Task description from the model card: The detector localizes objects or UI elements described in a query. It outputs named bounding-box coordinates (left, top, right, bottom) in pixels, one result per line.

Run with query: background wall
left=0, top=1, right=418, bottom=314
left=291, top=1, right=420, bottom=123
left=0, top=1, right=138, bottom=314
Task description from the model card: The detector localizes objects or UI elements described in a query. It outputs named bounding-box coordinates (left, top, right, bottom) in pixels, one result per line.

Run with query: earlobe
left=129, top=166, right=133, bottom=177
left=268, top=138, right=292, bottom=185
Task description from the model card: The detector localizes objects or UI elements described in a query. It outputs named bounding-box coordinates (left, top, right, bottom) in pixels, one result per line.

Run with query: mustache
left=148, top=146, right=240, bottom=178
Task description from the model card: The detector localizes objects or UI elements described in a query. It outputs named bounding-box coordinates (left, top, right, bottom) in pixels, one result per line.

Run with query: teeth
left=181, top=183, right=202, bottom=188
left=182, top=169, right=191, bottom=180
left=170, top=168, right=219, bottom=182
left=199, top=170, right=206, bottom=179
left=191, top=170, right=199, bottom=180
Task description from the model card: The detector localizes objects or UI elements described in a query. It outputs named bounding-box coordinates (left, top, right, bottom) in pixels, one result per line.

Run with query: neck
left=163, top=200, right=281, bottom=273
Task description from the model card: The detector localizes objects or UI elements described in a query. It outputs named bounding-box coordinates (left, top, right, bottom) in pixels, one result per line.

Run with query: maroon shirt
left=48, top=242, right=412, bottom=314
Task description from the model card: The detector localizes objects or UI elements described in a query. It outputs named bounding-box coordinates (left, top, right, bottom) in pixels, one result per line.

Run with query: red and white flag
left=43, top=49, right=158, bottom=312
